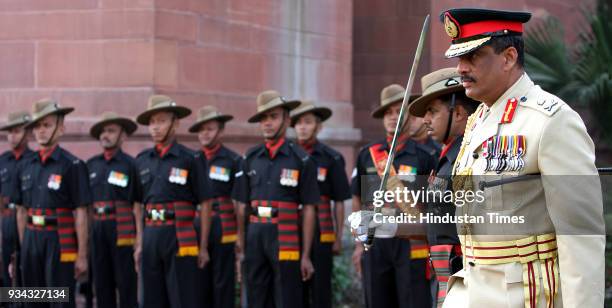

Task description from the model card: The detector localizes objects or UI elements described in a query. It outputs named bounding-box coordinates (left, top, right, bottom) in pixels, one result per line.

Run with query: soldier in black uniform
left=86, top=112, right=139, bottom=308
left=188, top=106, right=245, bottom=308
left=290, top=100, right=350, bottom=308
left=0, top=111, right=33, bottom=293
left=408, top=68, right=479, bottom=307
left=241, top=90, right=320, bottom=308
left=134, top=95, right=212, bottom=308
left=351, top=84, right=437, bottom=308
left=12, top=99, right=91, bottom=308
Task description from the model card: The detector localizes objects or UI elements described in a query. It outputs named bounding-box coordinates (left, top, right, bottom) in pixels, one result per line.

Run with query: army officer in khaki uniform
left=440, top=8, right=605, bottom=308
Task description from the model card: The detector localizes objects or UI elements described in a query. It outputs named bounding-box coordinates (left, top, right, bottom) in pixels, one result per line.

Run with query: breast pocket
left=139, top=169, right=152, bottom=186
left=20, top=175, right=33, bottom=192
left=89, top=173, right=101, bottom=188
left=483, top=174, right=526, bottom=212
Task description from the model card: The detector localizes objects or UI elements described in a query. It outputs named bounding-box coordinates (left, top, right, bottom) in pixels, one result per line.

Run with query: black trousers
left=21, top=228, right=76, bottom=308
left=304, top=227, right=332, bottom=308
left=244, top=223, right=302, bottom=308
left=194, top=215, right=236, bottom=308
left=361, top=238, right=430, bottom=308
left=140, top=225, right=199, bottom=308
left=91, top=220, right=137, bottom=308
left=2, top=212, right=19, bottom=288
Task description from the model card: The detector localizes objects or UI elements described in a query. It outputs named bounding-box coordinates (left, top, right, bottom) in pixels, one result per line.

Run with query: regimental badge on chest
left=209, top=165, right=230, bottom=182
left=108, top=170, right=129, bottom=187
left=317, top=167, right=327, bottom=182
left=47, top=174, right=62, bottom=190
left=169, top=167, right=188, bottom=185
left=280, top=168, right=299, bottom=187
left=397, top=165, right=417, bottom=182
left=482, top=135, right=526, bottom=173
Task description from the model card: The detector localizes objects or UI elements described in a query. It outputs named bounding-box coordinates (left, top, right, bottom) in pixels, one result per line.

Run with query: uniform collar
left=257, top=139, right=291, bottom=159
left=486, top=72, right=533, bottom=118
left=203, top=144, right=229, bottom=161
left=379, top=138, right=416, bottom=155
left=12, top=147, right=32, bottom=161
left=154, top=141, right=179, bottom=158
left=103, top=148, right=121, bottom=162
left=443, top=136, right=462, bottom=161
left=37, top=145, right=61, bottom=164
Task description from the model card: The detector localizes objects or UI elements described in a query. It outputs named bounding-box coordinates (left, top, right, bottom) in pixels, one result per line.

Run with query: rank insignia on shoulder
left=280, top=168, right=299, bottom=187
left=169, top=167, right=188, bottom=185
left=210, top=165, right=230, bottom=182
left=48, top=174, right=62, bottom=190
left=482, top=135, right=526, bottom=173
left=317, top=167, right=327, bottom=182
left=108, top=170, right=129, bottom=187
left=519, top=89, right=564, bottom=116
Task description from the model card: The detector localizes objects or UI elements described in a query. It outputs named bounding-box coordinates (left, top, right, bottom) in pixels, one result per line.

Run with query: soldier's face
left=99, top=123, right=124, bottom=149
left=197, top=120, right=223, bottom=147
left=423, top=99, right=451, bottom=142
left=259, top=107, right=287, bottom=139
left=383, top=102, right=401, bottom=135
left=405, top=115, right=426, bottom=139
left=33, top=115, right=64, bottom=146
left=457, top=45, right=507, bottom=104
left=294, top=113, right=320, bottom=141
left=7, top=126, right=27, bottom=150
left=148, top=111, right=178, bottom=143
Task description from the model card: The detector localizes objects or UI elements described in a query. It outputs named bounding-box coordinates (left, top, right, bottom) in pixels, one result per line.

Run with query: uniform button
left=472, top=152, right=479, bottom=159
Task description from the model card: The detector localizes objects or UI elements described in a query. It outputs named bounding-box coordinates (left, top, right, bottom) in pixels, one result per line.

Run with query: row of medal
left=481, top=135, right=526, bottom=172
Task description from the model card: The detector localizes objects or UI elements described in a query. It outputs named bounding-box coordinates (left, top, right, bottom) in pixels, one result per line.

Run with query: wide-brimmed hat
left=289, top=100, right=332, bottom=127
left=0, top=111, right=31, bottom=131
left=409, top=68, right=465, bottom=117
left=136, top=95, right=191, bottom=125
left=371, top=84, right=420, bottom=118
left=247, top=90, right=300, bottom=123
left=188, top=106, right=234, bottom=133
left=89, top=112, right=138, bottom=139
left=24, top=98, right=74, bottom=129
left=440, top=8, right=531, bottom=58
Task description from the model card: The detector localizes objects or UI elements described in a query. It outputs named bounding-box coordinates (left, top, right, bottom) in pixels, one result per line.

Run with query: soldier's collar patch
left=500, top=97, right=518, bottom=124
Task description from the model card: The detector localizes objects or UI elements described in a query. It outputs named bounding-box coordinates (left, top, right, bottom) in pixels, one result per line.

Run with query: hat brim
left=188, top=114, right=234, bottom=133
left=0, top=121, right=29, bottom=131
left=90, top=118, right=138, bottom=139
left=290, top=107, right=332, bottom=127
left=408, top=85, right=464, bottom=117
left=136, top=106, right=191, bottom=125
left=371, top=94, right=420, bottom=119
left=248, top=100, right=301, bottom=123
left=24, top=107, right=74, bottom=129
left=445, top=36, right=491, bottom=58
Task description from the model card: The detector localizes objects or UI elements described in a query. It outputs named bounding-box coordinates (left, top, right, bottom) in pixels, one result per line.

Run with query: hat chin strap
left=158, top=114, right=176, bottom=146
left=267, top=110, right=287, bottom=142
left=41, top=116, right=60, bottom=148
left=105, top=127, right=123, bottom=150
left=443, top=93, right=457, bottom=144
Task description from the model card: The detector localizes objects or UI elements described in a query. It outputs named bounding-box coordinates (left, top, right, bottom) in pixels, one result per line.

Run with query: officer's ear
left=57, top=115, right=66, bottom=136
left=453, top=104, right=469, bottom=122
left=502, top=46, right=519, bottom=71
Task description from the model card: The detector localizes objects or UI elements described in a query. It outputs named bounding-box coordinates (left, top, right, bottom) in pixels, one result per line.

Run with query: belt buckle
left=150, top=209, right=166, bottom=221
left=7, top=203, right=15, bottom=210
left=32, top=215, right=45, bottom=226
left=257, top=206, right=272, bottom=218
left=96, top=206, right=106, bottom=215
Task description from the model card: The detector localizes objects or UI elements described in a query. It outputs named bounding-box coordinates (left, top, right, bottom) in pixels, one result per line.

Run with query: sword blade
left=364, top=15, right=430, bottom=250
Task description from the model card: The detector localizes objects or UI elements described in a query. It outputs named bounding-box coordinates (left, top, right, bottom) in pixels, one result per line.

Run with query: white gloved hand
left=347, top=211, right=398, bottom=243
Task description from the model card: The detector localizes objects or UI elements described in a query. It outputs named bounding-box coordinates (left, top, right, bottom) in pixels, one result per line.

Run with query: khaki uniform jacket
left=446, top=73, right=605, bottom=308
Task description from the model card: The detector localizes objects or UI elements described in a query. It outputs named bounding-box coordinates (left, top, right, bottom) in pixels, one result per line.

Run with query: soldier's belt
left=145, top=201, right=199, bottom=256
left=27, top=208, right=78, bottom=262
left=2, top=203, right=16, bottom=217
left=250, top=200, right=300, bottom=261
left=92, top=201, right=121, bottom=220
left=460, top=233, right=559, bottom=308
left=195, top=197, right=237, bottom=244
left=27, top=214, right=57, bottom=227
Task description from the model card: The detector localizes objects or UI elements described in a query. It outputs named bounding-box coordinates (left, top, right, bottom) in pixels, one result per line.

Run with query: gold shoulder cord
left=452, top=103, right=484, bottom=192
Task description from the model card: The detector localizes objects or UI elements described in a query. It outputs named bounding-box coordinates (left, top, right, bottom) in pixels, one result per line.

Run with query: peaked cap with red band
left=440, top=8, right=531, bottom=58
